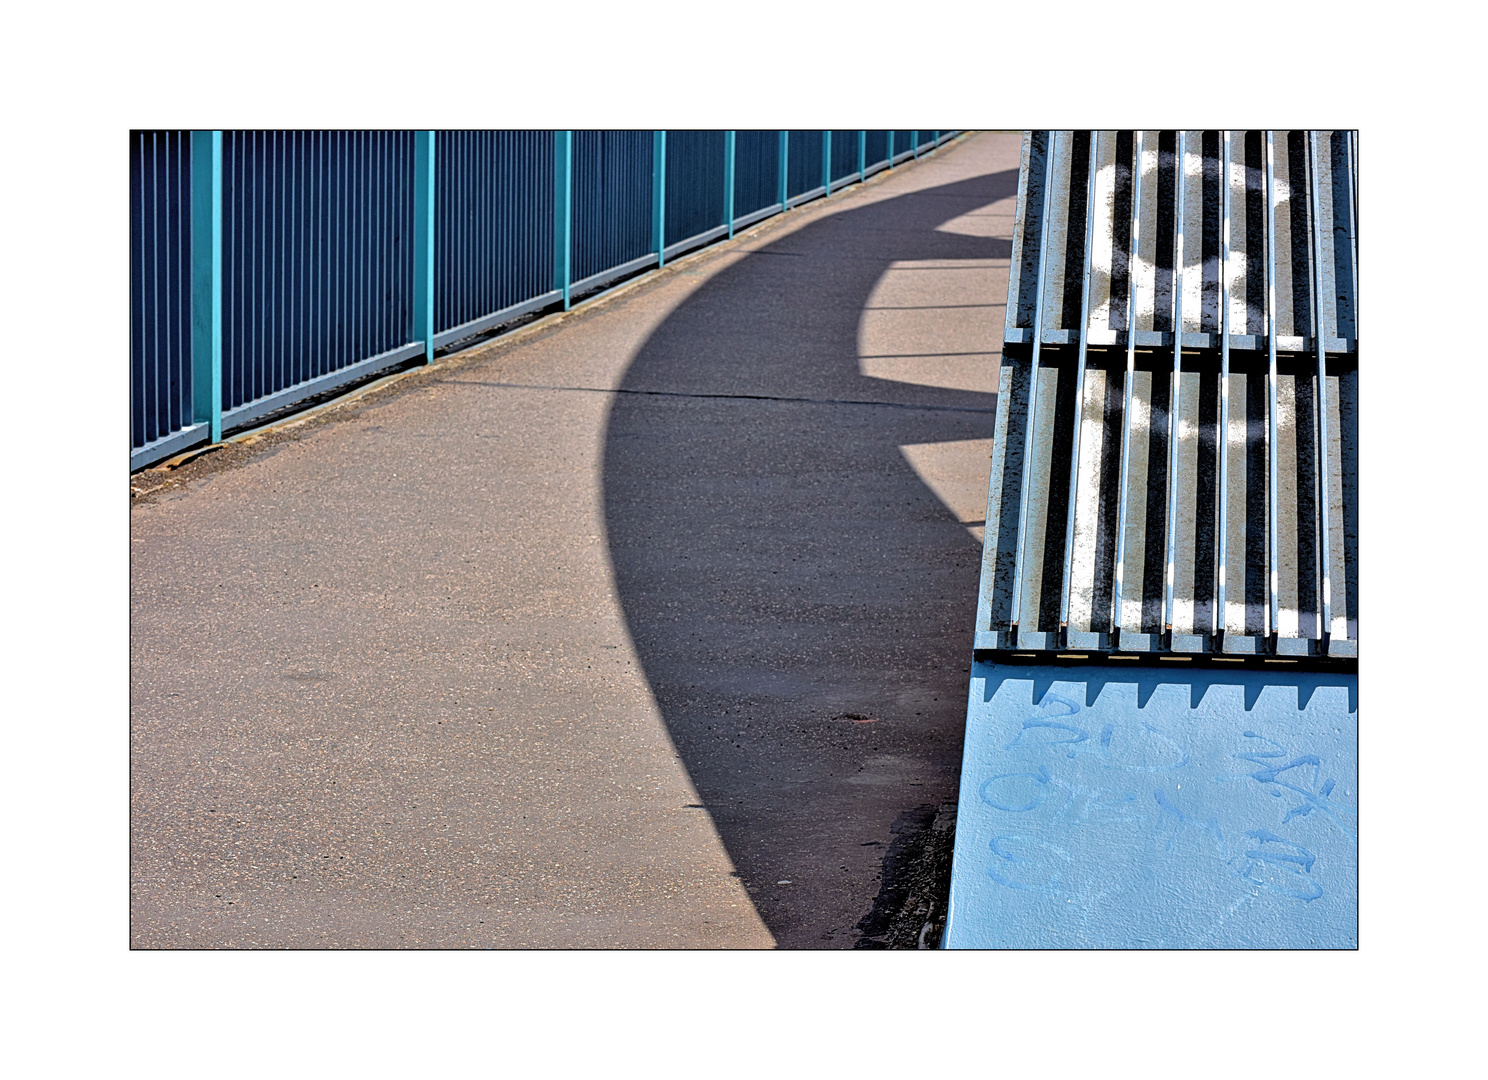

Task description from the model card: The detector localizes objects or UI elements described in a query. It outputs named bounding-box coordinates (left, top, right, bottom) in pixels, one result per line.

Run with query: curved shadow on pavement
left=602, top=166, right=1018, bottom=947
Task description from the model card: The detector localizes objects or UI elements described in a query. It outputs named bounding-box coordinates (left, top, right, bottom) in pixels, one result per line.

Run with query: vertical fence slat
left=724, top=130, right=736, bottom=238
left=652, top=130, right=667, bottom=267
left=413, top=130, right=435, bottom=361
left=555, top=130, right=573, bottom=309
left=191, top=131, right=222, bottom=441
left=777, top=130, right=789, bottom=209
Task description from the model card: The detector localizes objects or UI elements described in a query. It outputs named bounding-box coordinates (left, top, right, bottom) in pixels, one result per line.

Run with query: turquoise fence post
left=858, top=130, right=866, bottom=181
left=413, top=130, right=436, bottom=362
left=653, top=130, right=667, bottom=267
left=724, top=130, right=736, bottom=238
left=778, top=130, right=789, bottom=209
left=190, top=130, right=222, bottom=443
left=887, top=130, right=895, bottom=167
left=822, top=130, right=831, bottom=194
left=912, top=131, right=920, bottom=159
left=554, top=130, right=573, bottom=310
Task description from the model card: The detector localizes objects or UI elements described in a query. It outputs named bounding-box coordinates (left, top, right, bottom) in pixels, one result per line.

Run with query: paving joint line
left=441, top=380, right=997, bottom=414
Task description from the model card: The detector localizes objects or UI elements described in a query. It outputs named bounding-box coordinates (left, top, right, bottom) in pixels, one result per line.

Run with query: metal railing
left=131, top=128, right=958, bottom=469
left=220, top=130, right=422, bottom=433
left=130, top=131, right=200, bottom=461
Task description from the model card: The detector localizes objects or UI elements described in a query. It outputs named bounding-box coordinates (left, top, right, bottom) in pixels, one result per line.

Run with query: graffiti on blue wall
left=943, top=664, right=1357, bottom=948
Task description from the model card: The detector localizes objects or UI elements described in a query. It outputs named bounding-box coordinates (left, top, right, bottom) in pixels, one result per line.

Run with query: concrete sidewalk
left=130, top=131, right=1023, bottom=948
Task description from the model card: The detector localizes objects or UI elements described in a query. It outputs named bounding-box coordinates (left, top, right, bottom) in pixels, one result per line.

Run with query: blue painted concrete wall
left=943, top=662, right=1357, bottom=948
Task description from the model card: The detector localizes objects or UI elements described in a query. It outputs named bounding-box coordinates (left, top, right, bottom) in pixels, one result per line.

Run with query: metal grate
left=975, top=130, right=1358, bottom=666
left=220, top=130, right=418, bottom=421
left=130, top=130, right=194, bottom=452
left=787, top=130, right=824, bottom=199
left=435, top=130, right=555, bottom=341
left=664, top=130, right=726, bottom=248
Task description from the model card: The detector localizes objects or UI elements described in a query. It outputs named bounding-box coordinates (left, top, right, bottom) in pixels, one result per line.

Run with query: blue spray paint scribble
left=986, top=835, right=1072, bottom=893
left=1114, top=722, right=1190, bottom=773
left=1004, top=692, right=1085, bottom=753
left=1036, top=693, right=1080, bottom=718
left=1153, top=789, right=1226, bottom=856
left=1043, top=776, right=1145, bottom=827
left=979, top=767, right=1050, bottom=812
left=960, top=682, right=1354, bottom=941
left=1234, top=829, right=1324, bottom=902
left=1229, top=732, right=1357, bottom=840
left=1007, top=719, right=1090, bottom=749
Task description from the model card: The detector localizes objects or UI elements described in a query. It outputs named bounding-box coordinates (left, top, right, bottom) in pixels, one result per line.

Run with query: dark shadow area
left=602, top=166, right=1017, bottom=947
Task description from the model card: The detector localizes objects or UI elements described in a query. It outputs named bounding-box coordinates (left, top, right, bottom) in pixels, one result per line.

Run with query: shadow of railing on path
left=602, top=166, right=1020, bottom=947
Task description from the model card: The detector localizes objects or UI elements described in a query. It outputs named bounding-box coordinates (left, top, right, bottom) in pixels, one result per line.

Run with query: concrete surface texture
left=130, top=131, right=1024, bottom=948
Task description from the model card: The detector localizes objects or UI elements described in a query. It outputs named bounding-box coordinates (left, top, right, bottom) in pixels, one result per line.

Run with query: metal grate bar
left=1307, top=130, right=1335, bottom=641
left=1112, top=130, right=1144, bottom=638
left=1217, top=130, right=1233, bottom=641
left=1009, top=130, right=1059, bottom=634
left=1161, top=130, right=1189, bottom=638
left=1265, top=130, right=1281, bottom=641
left=1058, top=131, right=1100, bottom=632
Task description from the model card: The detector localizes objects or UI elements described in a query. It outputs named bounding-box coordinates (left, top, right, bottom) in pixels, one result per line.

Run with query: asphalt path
left=130, top=131, right=1023, bottom=948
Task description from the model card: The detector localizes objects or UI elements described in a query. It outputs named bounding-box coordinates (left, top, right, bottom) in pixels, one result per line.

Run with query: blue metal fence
left=731, top=130, right=781, bottom=222
left=130, top=131, right=196, bottom=457
left=572, top=130, right=654, bottom=289
left=786, top=130, right=825, bottom=201
left=132, top=128, right=962, bottom=468
left=664, top=130, right=727, bottom=251
left=830, top=130, right=860, bottom=184
left=435, top=130, right=556, bottom=347
left=220, top=130, right=421, bottom=431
